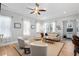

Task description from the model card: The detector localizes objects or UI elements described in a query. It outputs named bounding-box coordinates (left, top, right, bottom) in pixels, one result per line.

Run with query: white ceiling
left=1, top=3, right=79, bottom=20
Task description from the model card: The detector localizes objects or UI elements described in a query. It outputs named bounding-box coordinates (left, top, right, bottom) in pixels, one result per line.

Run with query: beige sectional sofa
left=44, top=32, right=61, bottom=42
left=23, top=32, right=61, bottom=42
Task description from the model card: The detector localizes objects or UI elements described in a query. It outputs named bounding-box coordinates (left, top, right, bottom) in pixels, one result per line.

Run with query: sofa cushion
left=48, top=33, right=58, bottom=37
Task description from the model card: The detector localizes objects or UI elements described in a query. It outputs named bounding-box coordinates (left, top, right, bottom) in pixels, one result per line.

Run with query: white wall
left=11, top=16, right=23, bottom=41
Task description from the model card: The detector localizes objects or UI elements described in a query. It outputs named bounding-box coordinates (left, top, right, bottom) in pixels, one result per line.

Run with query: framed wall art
left=14, top=23, right=21, bottom=29
left=31, top=25, right=35, bottom=29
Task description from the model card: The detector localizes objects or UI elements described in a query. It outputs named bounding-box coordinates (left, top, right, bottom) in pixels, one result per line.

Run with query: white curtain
left=43, top=23, right=49, bottom=33
left=36, top=22, right=41, bottom=32
left=0, top=15, right=11, bottom=38
left=23, top=20, right=31, bottom=35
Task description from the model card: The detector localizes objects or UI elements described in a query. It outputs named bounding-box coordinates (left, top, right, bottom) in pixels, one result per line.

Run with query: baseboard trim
left=0, top=41, right=17, bottom=47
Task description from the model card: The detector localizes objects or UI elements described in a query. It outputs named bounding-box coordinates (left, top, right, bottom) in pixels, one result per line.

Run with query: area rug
left=14, top=42, right=64, bottom=56
left=47, top=42, right=64, bottom=56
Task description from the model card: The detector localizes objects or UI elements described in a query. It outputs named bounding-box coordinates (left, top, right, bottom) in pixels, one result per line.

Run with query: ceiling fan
left=27, top=3, right=46, bottom=15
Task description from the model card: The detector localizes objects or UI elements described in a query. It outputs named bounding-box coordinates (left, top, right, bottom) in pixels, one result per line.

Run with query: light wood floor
left=0, top=39, right=76, bottom=56
left=59, top=39, right=74, bottom=56
left=0, top=45, right=19, bottom=56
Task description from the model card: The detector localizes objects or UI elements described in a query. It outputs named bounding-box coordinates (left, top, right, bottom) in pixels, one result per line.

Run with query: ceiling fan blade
left=30, top=11, right=34, bottom=14
left=35, top=3, right=39, bottom=7
left=26, top=7, right=33, bottom=10
left=39, top=9, right=46, bottom=11
left=38, top=12, right=40, bottom=15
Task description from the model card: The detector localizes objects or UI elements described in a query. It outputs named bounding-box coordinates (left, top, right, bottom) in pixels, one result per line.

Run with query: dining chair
left=72, top=35, right=79, bottom=56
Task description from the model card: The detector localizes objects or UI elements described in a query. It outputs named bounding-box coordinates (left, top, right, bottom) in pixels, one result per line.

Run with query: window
left=52, top=22, right=56, bottom=32
left=0, top=15, right=11, bottom=38
left=23, top=20, right=31, bottom=35
left=36, top=22, right=41, bottom=32
left=43, top=22, right=56, bottom=33
left=43, top=23, right=48, bottom=33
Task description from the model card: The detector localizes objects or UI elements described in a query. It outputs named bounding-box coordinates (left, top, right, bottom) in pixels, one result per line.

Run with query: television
left=67, top=28, right=73, bottom=32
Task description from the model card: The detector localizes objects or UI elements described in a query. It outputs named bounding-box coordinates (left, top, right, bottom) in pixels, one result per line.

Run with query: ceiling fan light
left=34, top=11, right=38, bottom=14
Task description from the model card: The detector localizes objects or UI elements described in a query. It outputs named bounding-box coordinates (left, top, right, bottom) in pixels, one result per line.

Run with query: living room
left=0, top=3, right=79, bottom=56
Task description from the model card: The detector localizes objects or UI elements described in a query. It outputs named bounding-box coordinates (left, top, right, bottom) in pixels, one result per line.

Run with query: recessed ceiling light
left=64, top=11, right=66, bottom=14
